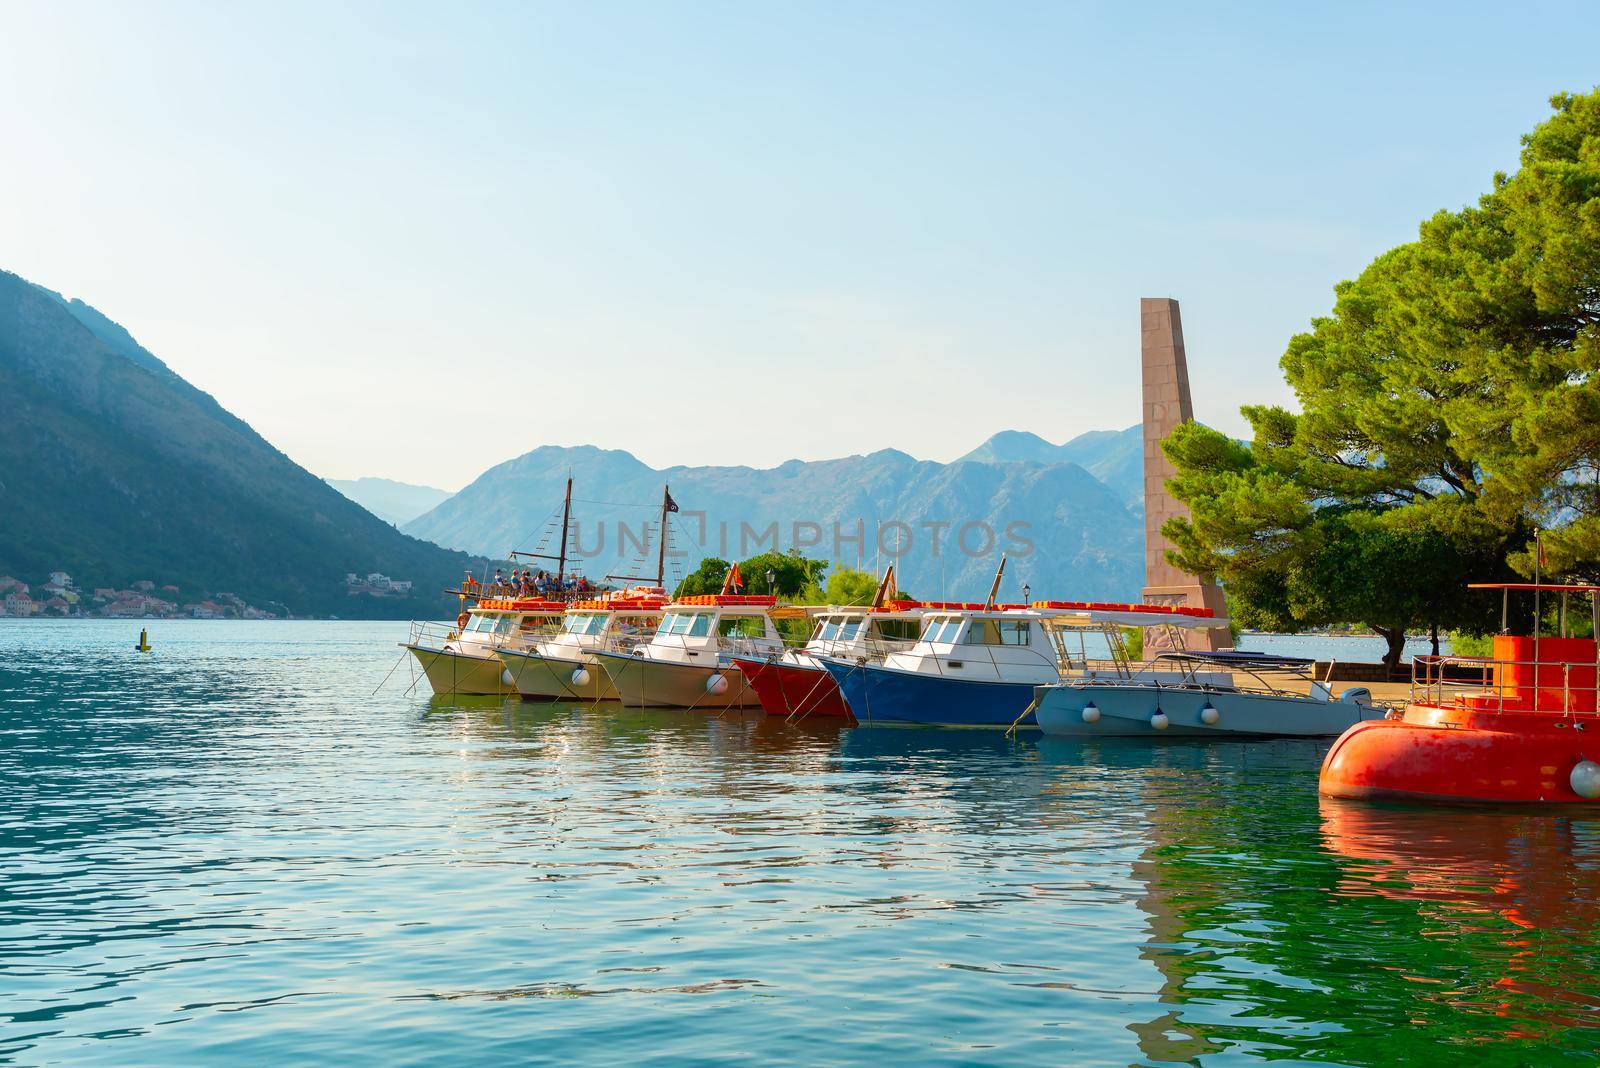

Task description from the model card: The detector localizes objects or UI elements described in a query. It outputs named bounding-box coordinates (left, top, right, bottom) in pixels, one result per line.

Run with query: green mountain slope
left=0, top=270, right=479, bottom=618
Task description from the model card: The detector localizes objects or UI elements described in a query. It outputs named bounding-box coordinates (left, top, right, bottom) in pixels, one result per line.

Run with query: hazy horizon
left=4, top=2, right=1594, bottom=488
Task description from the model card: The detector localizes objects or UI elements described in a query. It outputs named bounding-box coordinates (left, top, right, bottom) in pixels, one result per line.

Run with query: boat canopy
left=1154, top=651, right=1316, bottom=669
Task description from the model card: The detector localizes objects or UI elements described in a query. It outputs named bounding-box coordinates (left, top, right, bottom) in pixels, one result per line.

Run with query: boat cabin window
left=812, top=615, right=843, bottom=642
left=964, top=619, right=1032, bottom=646
left=469, top=613, right=513, bottom=635
left=562, top=613, right=607, bottom=636
left=920, top=616, right=964, bottom=644
left=718, top=615, right=767, bottom=639
left=872, top=618, right=922, bottom=643
left=613, top=615, right=654, bottom=635
left=835, top=615, right=865, bottom=642
left=659, top=611, right=714, bottom=638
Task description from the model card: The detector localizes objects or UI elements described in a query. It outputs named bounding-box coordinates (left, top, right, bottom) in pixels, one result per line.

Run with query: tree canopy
left=673, top=550, right=828, bottom=598
left=1163, top=90, right=1600, bottom=665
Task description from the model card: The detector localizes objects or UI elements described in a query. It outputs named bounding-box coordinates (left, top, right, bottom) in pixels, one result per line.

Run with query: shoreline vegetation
left=1160, top=90, right=1600, bottom=670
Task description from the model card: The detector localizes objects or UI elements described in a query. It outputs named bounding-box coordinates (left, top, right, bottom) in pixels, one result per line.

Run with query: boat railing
left=407, top=619, right=473, bottom=650
left=870, top=640, right=1066, bottom=682
left=1412, top=654, right=1600, bottom=715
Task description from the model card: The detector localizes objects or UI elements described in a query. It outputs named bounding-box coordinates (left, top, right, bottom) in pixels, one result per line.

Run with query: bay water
left=3, top=621, right=1597, bottom=1064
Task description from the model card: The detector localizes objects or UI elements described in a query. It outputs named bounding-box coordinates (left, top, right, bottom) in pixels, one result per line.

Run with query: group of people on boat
left=488, top=568, right=597, bottom=600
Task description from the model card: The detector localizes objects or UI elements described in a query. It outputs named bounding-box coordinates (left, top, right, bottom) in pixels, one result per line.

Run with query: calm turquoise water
left=3, top=620, right=1598, bottom=1065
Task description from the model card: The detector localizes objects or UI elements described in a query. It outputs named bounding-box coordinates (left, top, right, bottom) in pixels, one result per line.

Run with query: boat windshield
left=718, top=615, right=766, bottom=639
left=468, top=613, right=513, bottom=635
left=965, top=619, right=1032, bottom=646
left=871, top=618, right=922, bottom=642
left=812, top=615, right=843, bottom=642
left=658, top=611, right=714, bottom=638
left=835, top=615, right=865, bottom=642
left=561, top=613, right=608, bottom=636
left=920, top=616, right=964, bottom=644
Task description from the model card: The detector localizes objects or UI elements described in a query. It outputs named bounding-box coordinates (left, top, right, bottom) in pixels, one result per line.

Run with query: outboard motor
left=1339, top=687, right=1372, bottom=705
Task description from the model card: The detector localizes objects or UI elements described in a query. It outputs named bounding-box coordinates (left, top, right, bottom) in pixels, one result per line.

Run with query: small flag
left=728, top=562, right=744, bottom=591
left=664, top=490, right=679, bottom=514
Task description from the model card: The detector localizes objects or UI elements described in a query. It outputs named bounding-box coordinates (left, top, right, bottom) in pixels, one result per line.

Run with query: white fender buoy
left=1151, top=711, right=1170, bottom=731
left=1080, top=703, right=1101, bottom=724
left=1571, top=759, right=1600, bottom=799
left=1200, top=703, right=1220, bottom=726
left=571, top=667, right=591, bottom=688
left=502, top=668, right=515, bottom=687
left=706, top=673, right=729, bottom=695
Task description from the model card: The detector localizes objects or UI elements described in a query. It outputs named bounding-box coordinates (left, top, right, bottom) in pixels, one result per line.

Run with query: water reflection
left=5, top=621, right=1600, bottom=1064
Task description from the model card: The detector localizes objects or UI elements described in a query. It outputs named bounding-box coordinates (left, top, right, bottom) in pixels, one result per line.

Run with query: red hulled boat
left=1320, top=583, right=1600, bottom=805
left=731, top=599, right=928, bottom=720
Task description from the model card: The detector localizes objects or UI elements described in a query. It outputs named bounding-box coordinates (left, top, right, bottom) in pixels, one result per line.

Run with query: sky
left=2, top=2, right=1595, bottom=490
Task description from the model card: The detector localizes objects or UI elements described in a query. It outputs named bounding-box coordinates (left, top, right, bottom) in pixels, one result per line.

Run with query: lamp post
left=1023, top=583, right=1031, bottom=605
left=766, top=569, right=776, bottom=596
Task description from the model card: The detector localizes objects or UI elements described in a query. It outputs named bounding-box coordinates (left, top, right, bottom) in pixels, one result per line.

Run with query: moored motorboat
left=1320, top=583, right=1600, bottom=804
left=732, top=601, right=926, bottom=719
left=593, top=591, right=785, bottom=709
left=817, top=603, right=1065, bottom=727
left=404, top=596, right=568, bottom=695
left=498, top=588, right=670, bottom=701
left=1034, top=651, right=1387, bottom=737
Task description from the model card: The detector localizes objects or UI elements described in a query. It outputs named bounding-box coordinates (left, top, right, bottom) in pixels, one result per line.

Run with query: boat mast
left=983, top=554, right=1007, bottom=610
left=656, top=484, right=671, bottom=589
left=557, top=475, right=572, bottom=586
left=870, top=564, right=897, bottom=609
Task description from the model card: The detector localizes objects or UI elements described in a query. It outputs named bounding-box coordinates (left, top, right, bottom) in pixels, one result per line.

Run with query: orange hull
left=1320, top=703, right=1600, bottom=805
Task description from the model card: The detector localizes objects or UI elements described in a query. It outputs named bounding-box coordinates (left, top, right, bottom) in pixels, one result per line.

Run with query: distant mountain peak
left=327, top=477, right=452, bottom=526
left=956, top=425, right=1143, bottom=503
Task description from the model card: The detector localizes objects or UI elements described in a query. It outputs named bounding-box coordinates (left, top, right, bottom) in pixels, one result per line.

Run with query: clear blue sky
left=2, top=2, right=1593, bottom=488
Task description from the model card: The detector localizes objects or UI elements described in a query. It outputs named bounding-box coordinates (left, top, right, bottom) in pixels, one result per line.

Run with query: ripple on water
left=3, top=620, right=1600, bottom=1066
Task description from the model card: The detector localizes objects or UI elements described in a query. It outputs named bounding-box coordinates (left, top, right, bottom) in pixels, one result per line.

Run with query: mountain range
left=955, top=427, right=1143, bottom=504
left=0, top=270, right=480, bottom=618
left=402, top=432, right=1148, bottom=603
left=329, top=477, right=452, bottom=526
left=0, top=263, right=1153, bottom=615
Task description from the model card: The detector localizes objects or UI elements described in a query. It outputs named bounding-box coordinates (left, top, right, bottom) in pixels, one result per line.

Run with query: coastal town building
left=0, top=568, right=279, bottom=619
left=4, top=590, right=39, bottom=616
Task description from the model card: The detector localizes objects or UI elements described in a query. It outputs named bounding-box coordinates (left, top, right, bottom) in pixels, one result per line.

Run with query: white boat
left=403, top=598, right=568, bottom=695
left=1034, top=651, right=1391, bottom=737
left=404, top=475, right=610, bottom=696
left=818, top=592, right=1231, bottom=727
left=593, top=593, right=786, bottom=709
left=498, top=588, right=669, bottom=701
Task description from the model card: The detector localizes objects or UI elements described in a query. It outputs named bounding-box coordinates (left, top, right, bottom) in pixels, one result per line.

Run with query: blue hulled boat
left=817, top=607, right=1062, bottom=727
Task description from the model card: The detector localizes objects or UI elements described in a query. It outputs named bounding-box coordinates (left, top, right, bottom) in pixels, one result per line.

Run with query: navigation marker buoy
left=571, top=667, right=591, bottom=687
left=1081, top=703, right=1101, bottom=724
left=706, top=673, right=729, bottom=695
left=1571, top=759, right=1600, bottom=799
left=135, top=628, right=152, bottom=653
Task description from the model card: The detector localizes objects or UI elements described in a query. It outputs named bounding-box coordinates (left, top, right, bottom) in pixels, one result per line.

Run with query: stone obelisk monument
left=1140, top=297, right=1232, bottom=651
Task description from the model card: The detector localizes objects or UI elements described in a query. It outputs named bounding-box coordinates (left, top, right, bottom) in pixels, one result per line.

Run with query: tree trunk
left=1373, top=626, right=1406, bottom=675
left=1430, top=623, right=1440, bottom=657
